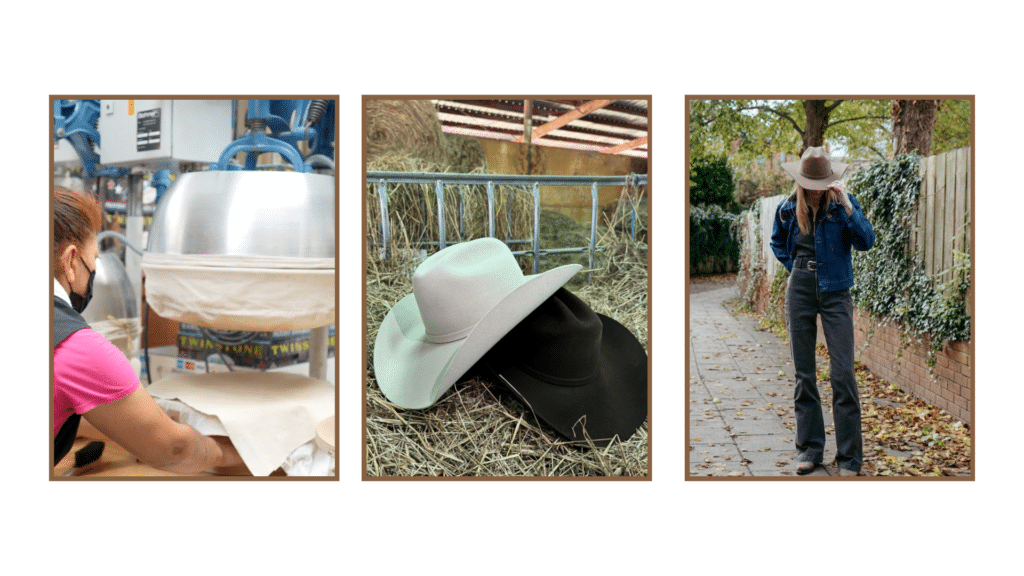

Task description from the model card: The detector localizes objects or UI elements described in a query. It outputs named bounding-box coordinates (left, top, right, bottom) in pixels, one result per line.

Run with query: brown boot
left=796, top=461, right=817, bottom=475
left=838, top=468, right=859, bottom=477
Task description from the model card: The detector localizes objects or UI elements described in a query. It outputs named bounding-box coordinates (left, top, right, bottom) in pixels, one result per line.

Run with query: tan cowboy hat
left=781, top=146, right=848, bottom=190
left=373, top=237, right=581, bottom=409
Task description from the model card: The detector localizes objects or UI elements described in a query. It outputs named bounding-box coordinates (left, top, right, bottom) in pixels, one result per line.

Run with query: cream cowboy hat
left=373, top=237, right=581, bottom=409
left=781, top=146, right=848, bottom=190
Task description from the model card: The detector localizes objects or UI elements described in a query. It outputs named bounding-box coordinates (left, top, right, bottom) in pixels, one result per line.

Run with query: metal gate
left=367, top=171, right=647, bottom=282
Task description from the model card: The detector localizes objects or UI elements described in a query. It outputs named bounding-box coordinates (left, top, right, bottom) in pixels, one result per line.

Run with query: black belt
left=794, top=257, right=817, bottom=271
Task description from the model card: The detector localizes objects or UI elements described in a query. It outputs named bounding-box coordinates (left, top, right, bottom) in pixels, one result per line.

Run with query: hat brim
left=373, top=263, right=581, bottom=409
left=482, top=313, right=647, bottom=447
left=781, top=159, right=849, bottom=190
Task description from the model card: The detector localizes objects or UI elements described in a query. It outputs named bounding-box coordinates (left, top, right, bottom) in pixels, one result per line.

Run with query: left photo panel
left=51, top=97, right=338, bottom=479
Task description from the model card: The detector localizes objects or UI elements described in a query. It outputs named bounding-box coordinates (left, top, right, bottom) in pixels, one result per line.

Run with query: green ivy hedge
left=690, top=204, right=740, bottom=275
left=849, top=154, right=971, bottom=366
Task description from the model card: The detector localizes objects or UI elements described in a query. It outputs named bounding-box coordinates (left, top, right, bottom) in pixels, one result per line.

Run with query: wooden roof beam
left=600, top=136, right=648, bottom=155
left=515, top=99, right=613, bottom=143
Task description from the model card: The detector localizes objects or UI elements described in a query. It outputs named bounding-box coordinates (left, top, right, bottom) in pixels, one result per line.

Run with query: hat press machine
left=56, top=99, right=336, bottom=383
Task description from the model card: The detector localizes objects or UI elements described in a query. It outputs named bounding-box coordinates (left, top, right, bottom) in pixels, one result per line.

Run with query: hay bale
left=445, top=134, right=487, bottom=173
left=365, top=231, right=649, bottom=477
left=366, top=100, right=448, bottom=164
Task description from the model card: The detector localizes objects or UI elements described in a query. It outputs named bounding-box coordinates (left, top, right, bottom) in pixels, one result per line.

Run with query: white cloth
left=142, top=253, right=335, bottom=331
left=155, top=397, right=335, bottom=476
left=146, top=371, right=334, bottom=476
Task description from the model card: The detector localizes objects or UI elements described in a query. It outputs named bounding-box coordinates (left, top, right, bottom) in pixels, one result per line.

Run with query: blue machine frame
left=53, top=98, right=336, bottom=177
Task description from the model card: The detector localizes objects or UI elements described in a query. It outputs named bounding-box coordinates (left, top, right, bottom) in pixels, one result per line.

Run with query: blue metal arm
left=53, top=100, right=102, bottom=177
left=208, top=100, right=313, bottom=172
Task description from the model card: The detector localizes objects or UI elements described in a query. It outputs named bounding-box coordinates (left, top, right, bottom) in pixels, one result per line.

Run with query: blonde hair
left=794, top=185, right=835, bottom=236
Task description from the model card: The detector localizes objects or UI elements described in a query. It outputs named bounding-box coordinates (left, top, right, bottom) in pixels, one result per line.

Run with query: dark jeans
left=785, top=259, right=862, bottom=472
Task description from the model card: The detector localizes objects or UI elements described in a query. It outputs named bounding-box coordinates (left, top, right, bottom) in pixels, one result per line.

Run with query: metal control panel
left=98, top=100, right=234, bottom=169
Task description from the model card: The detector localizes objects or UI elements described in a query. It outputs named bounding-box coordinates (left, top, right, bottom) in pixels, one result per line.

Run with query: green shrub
left=690, top=155, right=738, bottom=212
left=690, top=204, right=740, bottom=275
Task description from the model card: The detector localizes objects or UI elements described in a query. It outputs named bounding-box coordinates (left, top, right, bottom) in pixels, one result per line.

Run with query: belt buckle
left=807, top=260, right=817, bottom=271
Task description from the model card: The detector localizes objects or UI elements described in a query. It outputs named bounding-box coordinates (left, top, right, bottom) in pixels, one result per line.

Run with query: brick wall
left=851, top=310, right=972, bottom=424
left=740, top=260, right=973, bottom=425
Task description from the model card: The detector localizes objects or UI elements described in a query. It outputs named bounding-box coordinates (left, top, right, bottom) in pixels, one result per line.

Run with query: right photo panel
left=687, top=96, right=973, bottom=479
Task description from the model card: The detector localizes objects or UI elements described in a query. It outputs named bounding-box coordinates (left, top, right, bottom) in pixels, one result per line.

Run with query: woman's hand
left=828, top=181, right=854, bottom=215
left=208, top=436, right=251, bottom=475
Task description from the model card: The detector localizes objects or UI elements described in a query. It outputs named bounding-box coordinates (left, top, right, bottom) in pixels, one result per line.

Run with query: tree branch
left=825, top=100, right=845, bottom=114
left=828, top=115, right=889, bottom=128
left=741, top=105, right=804, bottom=136
left=696, top=109, right=732, bottom=128
left=866, top=144, right=888, bottom=161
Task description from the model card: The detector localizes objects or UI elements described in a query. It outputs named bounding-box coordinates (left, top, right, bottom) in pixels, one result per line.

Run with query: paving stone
left=689, top=422, right=732, bottom=438
left=689, top=282, right=865, bottom=479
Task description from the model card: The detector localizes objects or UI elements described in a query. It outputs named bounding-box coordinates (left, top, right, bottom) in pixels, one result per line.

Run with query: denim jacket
left=770, top=193, right=875, bottom=293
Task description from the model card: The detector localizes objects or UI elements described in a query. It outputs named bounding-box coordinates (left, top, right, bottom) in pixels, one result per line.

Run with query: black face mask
left=70, top=256, right=96, bottom=314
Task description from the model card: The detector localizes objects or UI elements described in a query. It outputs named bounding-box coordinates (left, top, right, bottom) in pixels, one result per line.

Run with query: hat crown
left=799, top=146, right=834, bottom=180
left=506, top=288, right=602, bottom=384
left=413, top=238, right=524, bottom=344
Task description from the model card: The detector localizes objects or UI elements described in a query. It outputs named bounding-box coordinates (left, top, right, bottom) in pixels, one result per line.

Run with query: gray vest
left=53, top=296, right=91, bottom=464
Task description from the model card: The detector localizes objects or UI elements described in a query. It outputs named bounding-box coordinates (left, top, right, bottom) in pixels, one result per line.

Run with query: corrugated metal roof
left=432, top=99, right=648, bottom=158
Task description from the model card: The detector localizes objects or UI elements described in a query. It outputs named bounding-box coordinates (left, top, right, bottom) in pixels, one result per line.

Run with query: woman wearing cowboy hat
left=770, top=147, right=875, bottom=476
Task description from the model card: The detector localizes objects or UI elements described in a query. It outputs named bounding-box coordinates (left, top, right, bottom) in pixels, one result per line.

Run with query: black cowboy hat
left=481, top=287, right=647, bottom=448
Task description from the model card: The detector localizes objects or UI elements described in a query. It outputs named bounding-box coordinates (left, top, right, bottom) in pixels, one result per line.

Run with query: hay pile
left=365, top=100, right=487, bottom=173
left=366, top=155, right=535, bottom=257
left=365, top=229, right=649, bottom=477
left=366, top=100, right=449, bottom=165
left=366, top=100, right=535, bottom=253
left=536, top=183, right=648, bottom=289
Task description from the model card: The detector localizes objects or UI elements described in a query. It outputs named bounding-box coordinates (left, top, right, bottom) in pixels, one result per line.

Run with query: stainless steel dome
left=147, top=170, right=335, bottom=258
left=82, top=252, right=137, bottom=323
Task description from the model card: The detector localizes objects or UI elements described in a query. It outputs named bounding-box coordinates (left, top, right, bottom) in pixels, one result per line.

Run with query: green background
left=8, top=2, right=1015, bottom=569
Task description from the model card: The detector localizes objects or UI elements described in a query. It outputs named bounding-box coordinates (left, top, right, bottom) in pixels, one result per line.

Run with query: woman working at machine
left=53, top=186, right=245, bottom=475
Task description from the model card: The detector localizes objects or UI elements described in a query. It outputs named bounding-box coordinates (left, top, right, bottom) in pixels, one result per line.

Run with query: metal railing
left=367, top=171, right=647, bottom=282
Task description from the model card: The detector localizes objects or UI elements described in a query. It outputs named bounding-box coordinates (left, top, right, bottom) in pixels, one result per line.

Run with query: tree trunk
left=801, top=100, right=830, bottom=153
left=892, top=99, right=938, bottom=156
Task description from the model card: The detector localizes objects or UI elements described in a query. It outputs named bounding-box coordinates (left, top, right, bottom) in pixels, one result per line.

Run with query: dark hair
left=54, top=186, right=102, bottom=261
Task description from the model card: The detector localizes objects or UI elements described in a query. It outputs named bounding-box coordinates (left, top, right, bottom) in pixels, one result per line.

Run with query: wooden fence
left=757, top=193, right=786, bottom=281
left=749, top=146, right=971, bottom=291
left=913, top=147, right=971, bottom=293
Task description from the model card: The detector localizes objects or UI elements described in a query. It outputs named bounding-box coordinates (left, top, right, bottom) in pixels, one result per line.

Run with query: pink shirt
left=53, top=327, right=140, bottom=436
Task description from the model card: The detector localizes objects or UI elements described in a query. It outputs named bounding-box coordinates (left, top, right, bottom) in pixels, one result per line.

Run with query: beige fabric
left=146, top=371, right=334, bottom=476
left=142, top=253, right=335, bottom=331
left=154, top=397, right=334, bottom=476
left=315, top=416, right=335, bottom=456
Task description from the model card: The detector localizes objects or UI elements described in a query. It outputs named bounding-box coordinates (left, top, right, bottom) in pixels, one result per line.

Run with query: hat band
left=424, top=322, right=476, bottom=344
left=517, top=360, right=596, bottom=387
left=799, top=166, right=833, bottom=180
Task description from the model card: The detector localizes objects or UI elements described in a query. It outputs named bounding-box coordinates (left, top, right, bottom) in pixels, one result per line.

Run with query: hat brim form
left=781, top=159, right=849, bottom=190
left=373, top=263, right=582, bottom=409
left=483, top=313, right=647, bottom=448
